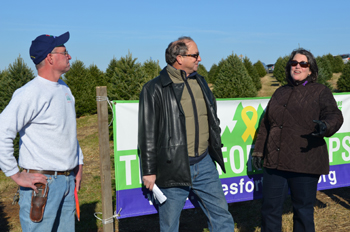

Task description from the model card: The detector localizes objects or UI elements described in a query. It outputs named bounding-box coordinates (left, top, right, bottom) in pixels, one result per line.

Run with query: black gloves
left=252, top=156, right=263, bottom=170
left=312, top=120, right=327, bottom=137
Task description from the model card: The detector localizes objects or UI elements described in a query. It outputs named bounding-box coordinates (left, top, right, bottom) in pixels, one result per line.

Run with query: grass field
left=1, top=73, right=350, bottom=231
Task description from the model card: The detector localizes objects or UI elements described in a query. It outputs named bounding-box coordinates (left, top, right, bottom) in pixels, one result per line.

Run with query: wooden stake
left=96, top=86, right=114, bottom=232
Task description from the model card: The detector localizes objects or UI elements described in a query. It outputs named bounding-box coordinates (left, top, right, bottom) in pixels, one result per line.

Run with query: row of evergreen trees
left=0, top=53, right=262, bottom=117
left=2, top=53, right=350, bottom=120
left=2, top=52, right=350, bottom=152
left=0, top=52, right=263, bottom=160
left=212, top=54, right=262, bottom=98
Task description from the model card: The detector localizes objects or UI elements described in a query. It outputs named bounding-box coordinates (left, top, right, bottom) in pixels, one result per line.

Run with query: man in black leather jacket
left=138, top=37, right=234, bottom=232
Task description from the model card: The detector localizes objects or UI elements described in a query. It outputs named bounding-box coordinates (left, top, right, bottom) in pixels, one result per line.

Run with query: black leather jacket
left=138, top=67, right=226, bottom=188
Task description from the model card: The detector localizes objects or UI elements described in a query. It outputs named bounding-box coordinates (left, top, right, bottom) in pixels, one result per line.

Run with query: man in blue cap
left=0, top=32, right=83, bottom=231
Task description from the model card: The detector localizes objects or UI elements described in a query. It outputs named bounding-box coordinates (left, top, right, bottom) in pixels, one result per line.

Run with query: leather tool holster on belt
left=30, top=183, right=49, bottom=222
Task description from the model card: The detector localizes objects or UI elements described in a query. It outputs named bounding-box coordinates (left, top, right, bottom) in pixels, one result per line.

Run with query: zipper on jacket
left=182, top=76, right=199, bottom=157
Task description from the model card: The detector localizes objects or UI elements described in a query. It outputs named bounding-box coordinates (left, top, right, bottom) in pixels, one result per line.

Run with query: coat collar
left=287, top=74, right=314, bottom=87
left=159, top=65, right=198, bottom=87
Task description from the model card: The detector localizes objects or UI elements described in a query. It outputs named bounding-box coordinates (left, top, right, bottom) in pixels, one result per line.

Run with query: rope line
left=94, top=208, right=122, bottom=224
left=96, top=96, right=114, bottom=127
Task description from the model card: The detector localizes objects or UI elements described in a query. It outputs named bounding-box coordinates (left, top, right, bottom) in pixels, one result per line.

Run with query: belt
left=24, top=169, right=73, bottom=176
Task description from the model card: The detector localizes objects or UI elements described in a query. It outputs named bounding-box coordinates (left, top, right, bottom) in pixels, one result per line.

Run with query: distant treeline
left=1, top=52, right=350, bottom=153
left=1, top=52, right=350, bottom=120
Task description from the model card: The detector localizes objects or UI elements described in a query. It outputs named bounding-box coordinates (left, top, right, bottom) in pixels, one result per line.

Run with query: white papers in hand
left=152, top=184, right=167, bottom=204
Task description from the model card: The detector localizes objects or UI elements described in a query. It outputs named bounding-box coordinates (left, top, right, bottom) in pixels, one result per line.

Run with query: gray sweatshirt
left=0, top=76, right=83, bottom=177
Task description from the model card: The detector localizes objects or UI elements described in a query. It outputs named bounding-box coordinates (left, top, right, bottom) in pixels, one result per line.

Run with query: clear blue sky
left=1, top=0, right=349, bottom=74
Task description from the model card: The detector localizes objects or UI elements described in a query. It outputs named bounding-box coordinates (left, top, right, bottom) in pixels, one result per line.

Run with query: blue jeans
left=261, top=168, right=320, bottom=232
left=19, top=172, right=76, bottom=232
left=159, top=154, right=234, bottom=232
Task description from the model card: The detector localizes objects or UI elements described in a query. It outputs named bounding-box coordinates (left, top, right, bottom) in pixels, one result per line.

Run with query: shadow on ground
left=118, top=207, right=208, bottom=232
left=0, top=202, right=11, bottom=232
left=76, top=201, right=99, bottom=232
left=320, top=186, right=350, bottom=210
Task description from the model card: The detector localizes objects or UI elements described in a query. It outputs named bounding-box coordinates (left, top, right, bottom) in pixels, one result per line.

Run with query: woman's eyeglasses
left=290, top=60, right=310, bottom=68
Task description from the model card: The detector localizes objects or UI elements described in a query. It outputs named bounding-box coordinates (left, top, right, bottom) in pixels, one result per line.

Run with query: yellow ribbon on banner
left=241, top=106, right=258, bottom=142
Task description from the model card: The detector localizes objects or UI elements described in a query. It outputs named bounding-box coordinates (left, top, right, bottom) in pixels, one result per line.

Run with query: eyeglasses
left=182, top=53, right=200, bottom=60
left=290, top=60, right=310, bottom=68
left=51, top=51, right=69, bottom=56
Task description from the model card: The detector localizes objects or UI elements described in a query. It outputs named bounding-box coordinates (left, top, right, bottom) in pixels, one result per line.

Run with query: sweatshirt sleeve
left=0, top=89, right=37, bottom=176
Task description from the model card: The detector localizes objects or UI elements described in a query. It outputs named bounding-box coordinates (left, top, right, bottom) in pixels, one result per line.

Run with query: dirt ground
left=1, top=179, right=350, bottom=232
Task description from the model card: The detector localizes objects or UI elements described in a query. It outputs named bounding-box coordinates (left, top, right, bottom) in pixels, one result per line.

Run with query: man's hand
left=252, top=156, right=263, bottom=170
left=142, top=175, right=156, bottom=191
left=74, top=164, right=83, bottom=192
left=10, top=171, right=47, bottom=194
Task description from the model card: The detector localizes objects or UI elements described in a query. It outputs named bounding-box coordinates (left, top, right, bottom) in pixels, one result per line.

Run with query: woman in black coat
left=252, top=48, right=343, bottom=232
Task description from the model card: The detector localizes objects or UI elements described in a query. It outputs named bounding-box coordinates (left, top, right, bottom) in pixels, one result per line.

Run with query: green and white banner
left=113, top=93, right=350, bottom=219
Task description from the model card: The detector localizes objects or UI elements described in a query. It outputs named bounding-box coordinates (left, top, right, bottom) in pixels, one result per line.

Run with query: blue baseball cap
left=29, top=31, right=70, bottom=65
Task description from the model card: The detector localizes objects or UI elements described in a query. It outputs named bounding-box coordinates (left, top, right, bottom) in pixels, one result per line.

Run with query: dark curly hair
left=285, top=48, right=318, bottom=82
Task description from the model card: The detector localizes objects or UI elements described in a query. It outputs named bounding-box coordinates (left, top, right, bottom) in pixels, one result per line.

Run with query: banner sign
left=113, top=93, right=350, bottom=219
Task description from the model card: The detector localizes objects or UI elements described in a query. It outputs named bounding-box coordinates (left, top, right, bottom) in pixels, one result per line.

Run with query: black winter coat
left=138, top=67, right=225, bottom=187
left=253, top=78, right=343, bottom=175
